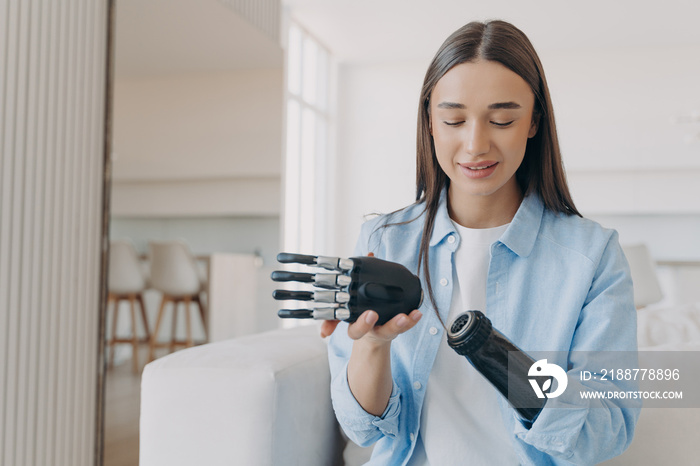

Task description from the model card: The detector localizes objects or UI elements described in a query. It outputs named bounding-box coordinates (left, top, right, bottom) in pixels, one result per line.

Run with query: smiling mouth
left=464, top=162, right=498, bottom=171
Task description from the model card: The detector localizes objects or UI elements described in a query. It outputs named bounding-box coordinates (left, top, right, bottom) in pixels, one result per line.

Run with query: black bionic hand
left=272, top=253, right=423, bottom=325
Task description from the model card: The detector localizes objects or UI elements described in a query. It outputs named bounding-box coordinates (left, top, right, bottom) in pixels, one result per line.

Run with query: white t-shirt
left=410, top=221, right=518, bottom=465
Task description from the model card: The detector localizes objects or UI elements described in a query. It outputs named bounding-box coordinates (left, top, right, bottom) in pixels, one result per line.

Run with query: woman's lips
left=458, top=161, right=499, bottom=179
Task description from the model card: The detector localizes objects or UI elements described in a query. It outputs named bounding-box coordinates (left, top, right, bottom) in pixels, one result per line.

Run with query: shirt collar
left=428, top=187, right=544, bottom=257
left=499, top=192, right=544, bottom=258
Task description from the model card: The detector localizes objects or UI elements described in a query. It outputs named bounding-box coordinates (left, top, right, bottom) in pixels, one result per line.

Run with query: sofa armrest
left=140, top=325, right=344, bottom=466
left=601, top=340, right=700, bottom=465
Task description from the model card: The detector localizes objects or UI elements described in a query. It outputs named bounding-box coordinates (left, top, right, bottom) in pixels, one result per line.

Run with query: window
left=283, top=21, right=332, bottom=255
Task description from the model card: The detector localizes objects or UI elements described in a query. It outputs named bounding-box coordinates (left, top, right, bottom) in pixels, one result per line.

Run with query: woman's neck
left=447, top=182, right=523, bottom=229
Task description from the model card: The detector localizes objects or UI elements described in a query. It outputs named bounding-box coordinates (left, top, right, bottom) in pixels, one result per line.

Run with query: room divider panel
left=0, top=1, right=111, bottom=465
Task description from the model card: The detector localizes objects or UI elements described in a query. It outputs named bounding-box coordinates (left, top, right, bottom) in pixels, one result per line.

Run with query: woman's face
left=430, top=60, right=537, bottom=204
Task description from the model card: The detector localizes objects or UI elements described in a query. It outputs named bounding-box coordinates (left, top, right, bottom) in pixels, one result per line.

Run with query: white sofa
left=140, top=304, right=700, bottom=465
left=140, top=324, right=348, bottom=466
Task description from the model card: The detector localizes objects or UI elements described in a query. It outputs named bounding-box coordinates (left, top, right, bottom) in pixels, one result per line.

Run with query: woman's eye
left=491, top=120, right=514, bottom=127
left=443, top=121, right=464, bottom=126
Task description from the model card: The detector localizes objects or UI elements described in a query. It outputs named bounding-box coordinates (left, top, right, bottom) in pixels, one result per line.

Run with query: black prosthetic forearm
left=272, top=253, right=423, bottom=325
left=447, top=310, right=546, bottom=426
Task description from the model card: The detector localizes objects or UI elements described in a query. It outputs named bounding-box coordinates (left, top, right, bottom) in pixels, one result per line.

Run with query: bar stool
left=107, top=240, right=151, bottom=373
left=148, top=240, right=207, bottom=361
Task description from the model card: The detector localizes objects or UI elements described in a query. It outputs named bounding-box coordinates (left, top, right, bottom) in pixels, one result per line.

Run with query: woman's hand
left=344, top=308, right=421, bottom=416
left=347, top=309, right=422, bottom=343
left=321, top=308, right=422, bottom=339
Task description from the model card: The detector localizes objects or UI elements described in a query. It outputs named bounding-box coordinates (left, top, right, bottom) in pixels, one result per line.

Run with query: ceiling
left=114, top=0, right=283, bottom=77
left=113, top=0, right=700, bottom=75
left=283, top=0, right=700, bottom=63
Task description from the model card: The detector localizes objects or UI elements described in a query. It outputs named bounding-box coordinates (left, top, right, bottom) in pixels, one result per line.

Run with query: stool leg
left=137, top=293, right=151, bottom=341
left=129, top=296, right=139, bottom=374
left=194, top=294, right=207, bottom=341
left=185, top=296, right=193, bottom=348
left=149, top=295, right=168, bottom=362
left=170, top=299, right=179, bottom=354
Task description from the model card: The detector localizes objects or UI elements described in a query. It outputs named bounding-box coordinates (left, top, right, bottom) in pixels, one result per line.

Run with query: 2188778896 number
left=597, top=368, right=680, bottom=381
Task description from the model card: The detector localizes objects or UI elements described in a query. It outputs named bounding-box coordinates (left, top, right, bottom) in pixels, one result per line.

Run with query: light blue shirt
left=328, top=190, right=640, bottom=465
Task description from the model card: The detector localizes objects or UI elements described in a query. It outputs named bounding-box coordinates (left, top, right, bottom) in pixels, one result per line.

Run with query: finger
left=347, top=310, right=378, bottom=340
left=373, top=309, right=422, bottom=340
left=320, top=320, right=340, bottom=338
left=276, top=252, right=317, bottom=265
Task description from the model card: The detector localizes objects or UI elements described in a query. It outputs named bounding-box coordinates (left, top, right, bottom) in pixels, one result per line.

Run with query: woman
left=324, top=20, right=639, bottom=465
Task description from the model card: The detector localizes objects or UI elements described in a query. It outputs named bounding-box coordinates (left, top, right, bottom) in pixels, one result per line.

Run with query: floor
left=104, top=349, right=144, bottom=466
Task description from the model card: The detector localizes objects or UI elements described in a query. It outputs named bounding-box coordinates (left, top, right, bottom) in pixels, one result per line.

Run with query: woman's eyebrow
left=436, top=101, right=465, bottom=109
left=436, top=101, right=522, bottom=110
left=488, top=101, right=521, bottom=110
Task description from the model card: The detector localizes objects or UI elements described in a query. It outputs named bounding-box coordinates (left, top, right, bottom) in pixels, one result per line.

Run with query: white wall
left=112, top=69, right=283, bottom=216
left=541, top=46, right=700, bottom=215
left=114, top=69, right=283, bottom=179
left=543, top=46, right=700, bottom=172
left=111, top=177, right=280, bottom=217
left=331, top=61, right=425, bottom=256
left=329, top=45, right=700, bottom=261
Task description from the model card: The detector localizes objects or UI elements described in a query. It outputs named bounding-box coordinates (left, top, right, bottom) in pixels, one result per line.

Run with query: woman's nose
left=464, top=122, right=490, bottom=156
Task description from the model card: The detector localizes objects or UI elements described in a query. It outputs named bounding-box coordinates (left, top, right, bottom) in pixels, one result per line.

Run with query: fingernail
left=412, top=311, right=422, bottom=321
left=365, top=311, right=376, bottom=324
left=397, top=316, right=407, bottom=328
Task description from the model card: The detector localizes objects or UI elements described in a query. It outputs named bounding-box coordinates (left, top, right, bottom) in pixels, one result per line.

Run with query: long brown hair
left=414, top=20, right=581, bottom=317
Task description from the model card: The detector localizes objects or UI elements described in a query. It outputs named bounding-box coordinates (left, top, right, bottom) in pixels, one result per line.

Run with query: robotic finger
left=277, top=307, right=351, bottom=321
left=272, top=289, right=350, bottom=304
left=270, top=270, right=352, bottom=289
left=276, top=252, right=354, bottom=272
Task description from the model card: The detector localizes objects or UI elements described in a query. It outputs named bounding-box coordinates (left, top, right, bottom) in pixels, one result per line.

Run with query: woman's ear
left=528, top=113, right=540, bottom=138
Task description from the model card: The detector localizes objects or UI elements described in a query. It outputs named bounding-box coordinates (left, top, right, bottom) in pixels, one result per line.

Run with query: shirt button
left=413, top=381, right=422, bottom=390
left=410, top=433, right=415, bottom=442
left=440, top=278, right=448, bottom=286
left=447, top=235, right=456, bottom=244
left=429, top=326, right=438, bottom=335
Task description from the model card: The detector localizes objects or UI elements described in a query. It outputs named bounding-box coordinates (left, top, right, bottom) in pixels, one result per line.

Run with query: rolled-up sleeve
left=328, top=330, right=402, bottom=446
left=513, top=231, right=641, bottom=464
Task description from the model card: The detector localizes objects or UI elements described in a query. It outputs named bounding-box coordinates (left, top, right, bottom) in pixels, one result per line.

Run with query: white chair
left=148, top=240, right=207, bottom=361
left=108, top=240, right=151, bottom=373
